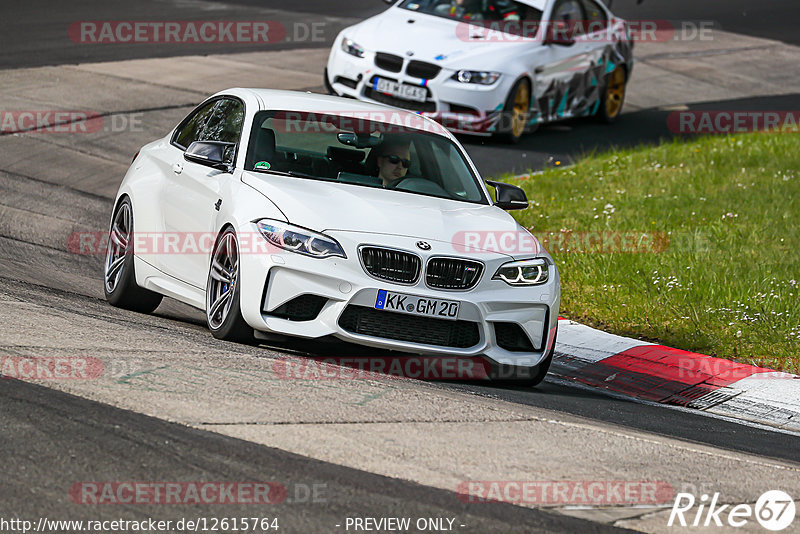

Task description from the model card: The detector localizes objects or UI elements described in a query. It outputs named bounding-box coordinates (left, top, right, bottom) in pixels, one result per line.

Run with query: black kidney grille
left=426, top=258, right=483, bottom=290
left=406, top=60, right=442, bottom=80
left=360, top=247, right=421, bottom=284
left=339, top=305, right=480, bottom=348
left=375, top=52, right=404, bottom=72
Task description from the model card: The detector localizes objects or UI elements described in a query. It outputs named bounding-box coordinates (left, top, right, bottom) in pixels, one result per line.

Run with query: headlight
left=493, top=258, right=549, bottom=286
left=256, top=219, right=346, bottom=259
left=453, top=70, right=501, bottom=85
left=341, top=37, right=365, bottom=58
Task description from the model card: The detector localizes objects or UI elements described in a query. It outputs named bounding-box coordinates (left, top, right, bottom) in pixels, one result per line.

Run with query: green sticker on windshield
left=255, top=161, right=271, bottom=170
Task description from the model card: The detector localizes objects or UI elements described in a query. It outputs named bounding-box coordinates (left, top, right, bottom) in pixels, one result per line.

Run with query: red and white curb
left=553, top=318, right=800, bottom=432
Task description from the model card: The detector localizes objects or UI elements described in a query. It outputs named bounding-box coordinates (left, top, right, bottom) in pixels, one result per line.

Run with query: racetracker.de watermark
left=457, top=480, right=675, bottom=505
left=452, top=230, right=709, bottom=254
left=68, top=21, right=328, bottom=44
left=1, top=357, right=103, bottom=380
left=69, top=482, right=288, bottom=505
left=454, top=20, right=715, bottom=43
left=267, top=110, right=446, bottom=135
left=668, top=111, right=800, bottom=134
left=67, top=232, right=282, bottom=256
left=0, top=111, right=143, bottom=135
left=273, top=356, right=491, bottom=381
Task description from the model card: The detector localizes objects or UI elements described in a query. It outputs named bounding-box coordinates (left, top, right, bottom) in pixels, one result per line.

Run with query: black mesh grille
left=268, top=295, right=327, bottom=321
left=426, top=258, right=483, bottom=290
left=333, top=76, right=358, bottom=89
left=448, top=103, right=480, bottom=116
left=406, top=60, right=442, bottom=80
left=494, top=322, right=535, bottom=352
left=360, top=247, right=421, bottom=284
left=375, top=52, right=403, bottom=72
left=339, top=305, right=480, bottom=348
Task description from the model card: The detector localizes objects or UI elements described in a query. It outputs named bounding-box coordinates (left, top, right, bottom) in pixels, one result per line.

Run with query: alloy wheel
left=207, top=230, right=239, bottom=330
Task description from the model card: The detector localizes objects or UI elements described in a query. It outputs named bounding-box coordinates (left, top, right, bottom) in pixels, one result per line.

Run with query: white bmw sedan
left=326, top=0, right=633, bottom=142
left=105, top=89, right=560, bottom=384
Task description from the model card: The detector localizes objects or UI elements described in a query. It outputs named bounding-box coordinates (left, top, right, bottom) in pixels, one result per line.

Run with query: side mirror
left=543, top=22, right=576, bottom=46
left=485, top=180, right=529, bottom=210
left=184, top=141, right=235, bottom=172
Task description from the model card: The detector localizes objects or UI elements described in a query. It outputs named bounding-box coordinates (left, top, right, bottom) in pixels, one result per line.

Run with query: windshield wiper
left=251, top=168, right=323, bottom=180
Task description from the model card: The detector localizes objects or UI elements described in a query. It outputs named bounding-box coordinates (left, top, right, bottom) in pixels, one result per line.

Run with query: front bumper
left=239, top=229, right=560, bottom=368
left=326, top=46, right=516, bottom=136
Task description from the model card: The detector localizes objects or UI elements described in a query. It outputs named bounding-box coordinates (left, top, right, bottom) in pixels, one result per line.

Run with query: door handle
left=173, top=163, right=183, bottom=174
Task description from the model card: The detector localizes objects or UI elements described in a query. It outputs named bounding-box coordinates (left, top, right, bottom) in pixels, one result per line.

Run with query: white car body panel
left=112, top=88, right=560, bottom=370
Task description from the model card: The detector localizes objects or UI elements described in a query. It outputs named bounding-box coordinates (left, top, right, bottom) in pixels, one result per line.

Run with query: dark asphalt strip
left=0, top=378, right=634, bottom=534
left=440, top=380, right=800, bottom=466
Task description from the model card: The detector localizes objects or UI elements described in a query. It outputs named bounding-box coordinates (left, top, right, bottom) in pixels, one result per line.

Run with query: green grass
left=500, top=133, right=800, bottom=374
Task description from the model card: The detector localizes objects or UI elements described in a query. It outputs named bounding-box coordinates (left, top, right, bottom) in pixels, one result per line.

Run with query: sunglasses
left=383, top=155, right=411, bottom=168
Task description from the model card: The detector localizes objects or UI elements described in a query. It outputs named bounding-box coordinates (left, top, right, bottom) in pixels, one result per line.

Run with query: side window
left=551, top=0, right=585, bottom=36
left=203, top=99, right=244, bottom=145
left=173, top=98, right=244, bottom=164
left=173, top=100, right=217, bottom=149
left=581, top=0, right=607, bottom=33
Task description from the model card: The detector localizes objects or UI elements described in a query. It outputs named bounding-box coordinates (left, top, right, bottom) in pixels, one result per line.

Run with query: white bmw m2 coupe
left=105, top=89, right=560, bottom=384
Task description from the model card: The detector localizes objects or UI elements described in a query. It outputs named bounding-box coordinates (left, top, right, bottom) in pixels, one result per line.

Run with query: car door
left=570, top=0, right=614, bottom=115
left=532, top=0, right=594, bottom=122
left=159, top=97, right=244, bottom=289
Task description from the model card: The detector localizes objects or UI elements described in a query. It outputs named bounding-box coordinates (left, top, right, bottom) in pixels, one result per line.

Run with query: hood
left=345, top=8, right=539, bottom=71
left=242, top=171, right=542, bottom=255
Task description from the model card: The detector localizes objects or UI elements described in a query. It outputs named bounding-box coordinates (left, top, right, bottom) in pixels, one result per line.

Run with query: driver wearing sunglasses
left=375, top=141, right=412, bottom=187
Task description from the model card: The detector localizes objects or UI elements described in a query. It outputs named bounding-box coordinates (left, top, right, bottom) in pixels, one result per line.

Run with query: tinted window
left=173, top=100, right=217, bottom=149
left=581, top=0, right=607, bottom=31
left=204, top=99, right=244, bottom=145
left=245, top=111, right=487, bottom=205
left=173, top=98, right=244, bottom=150
left=551, top=0, right=586, bottom=36
left=552, top=0, right=584, bottom=25
left=399, top=0, right=542, bottom=27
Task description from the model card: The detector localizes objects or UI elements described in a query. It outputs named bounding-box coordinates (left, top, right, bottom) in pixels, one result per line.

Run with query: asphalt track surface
left=2, top=0, right=800, bottom=531
left=1, top=379, right=620, bottom=533
left=1, top=0, right=797, bottom=71
left=2, top=0, right=797, bottom=177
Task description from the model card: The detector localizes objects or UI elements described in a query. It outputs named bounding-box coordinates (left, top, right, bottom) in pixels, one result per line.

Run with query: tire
left=206, top=227, right=255, bottom=343
left=104, top=197, right=163, bottom=313
left=596, top=66, right=627, bottom=124
left=495, top=78, right=532, bottom=144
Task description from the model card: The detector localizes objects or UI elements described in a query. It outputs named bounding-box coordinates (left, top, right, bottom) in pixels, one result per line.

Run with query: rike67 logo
left=669, top=490, right=796, bottom=531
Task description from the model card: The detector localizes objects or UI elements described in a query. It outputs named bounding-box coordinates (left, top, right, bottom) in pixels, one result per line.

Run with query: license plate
left=374, top=78, right=428, bottom=103
left=375, top=290, right=460, bottom=320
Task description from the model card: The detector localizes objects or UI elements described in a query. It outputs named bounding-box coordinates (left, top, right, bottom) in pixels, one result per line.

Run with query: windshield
left=244, top=110, right=488, bottom=204
left=398, top=0, right=542, bottom=27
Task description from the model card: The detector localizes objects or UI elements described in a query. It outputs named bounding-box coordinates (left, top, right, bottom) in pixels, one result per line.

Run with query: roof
left=215, top=88, right=451, bottom=137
